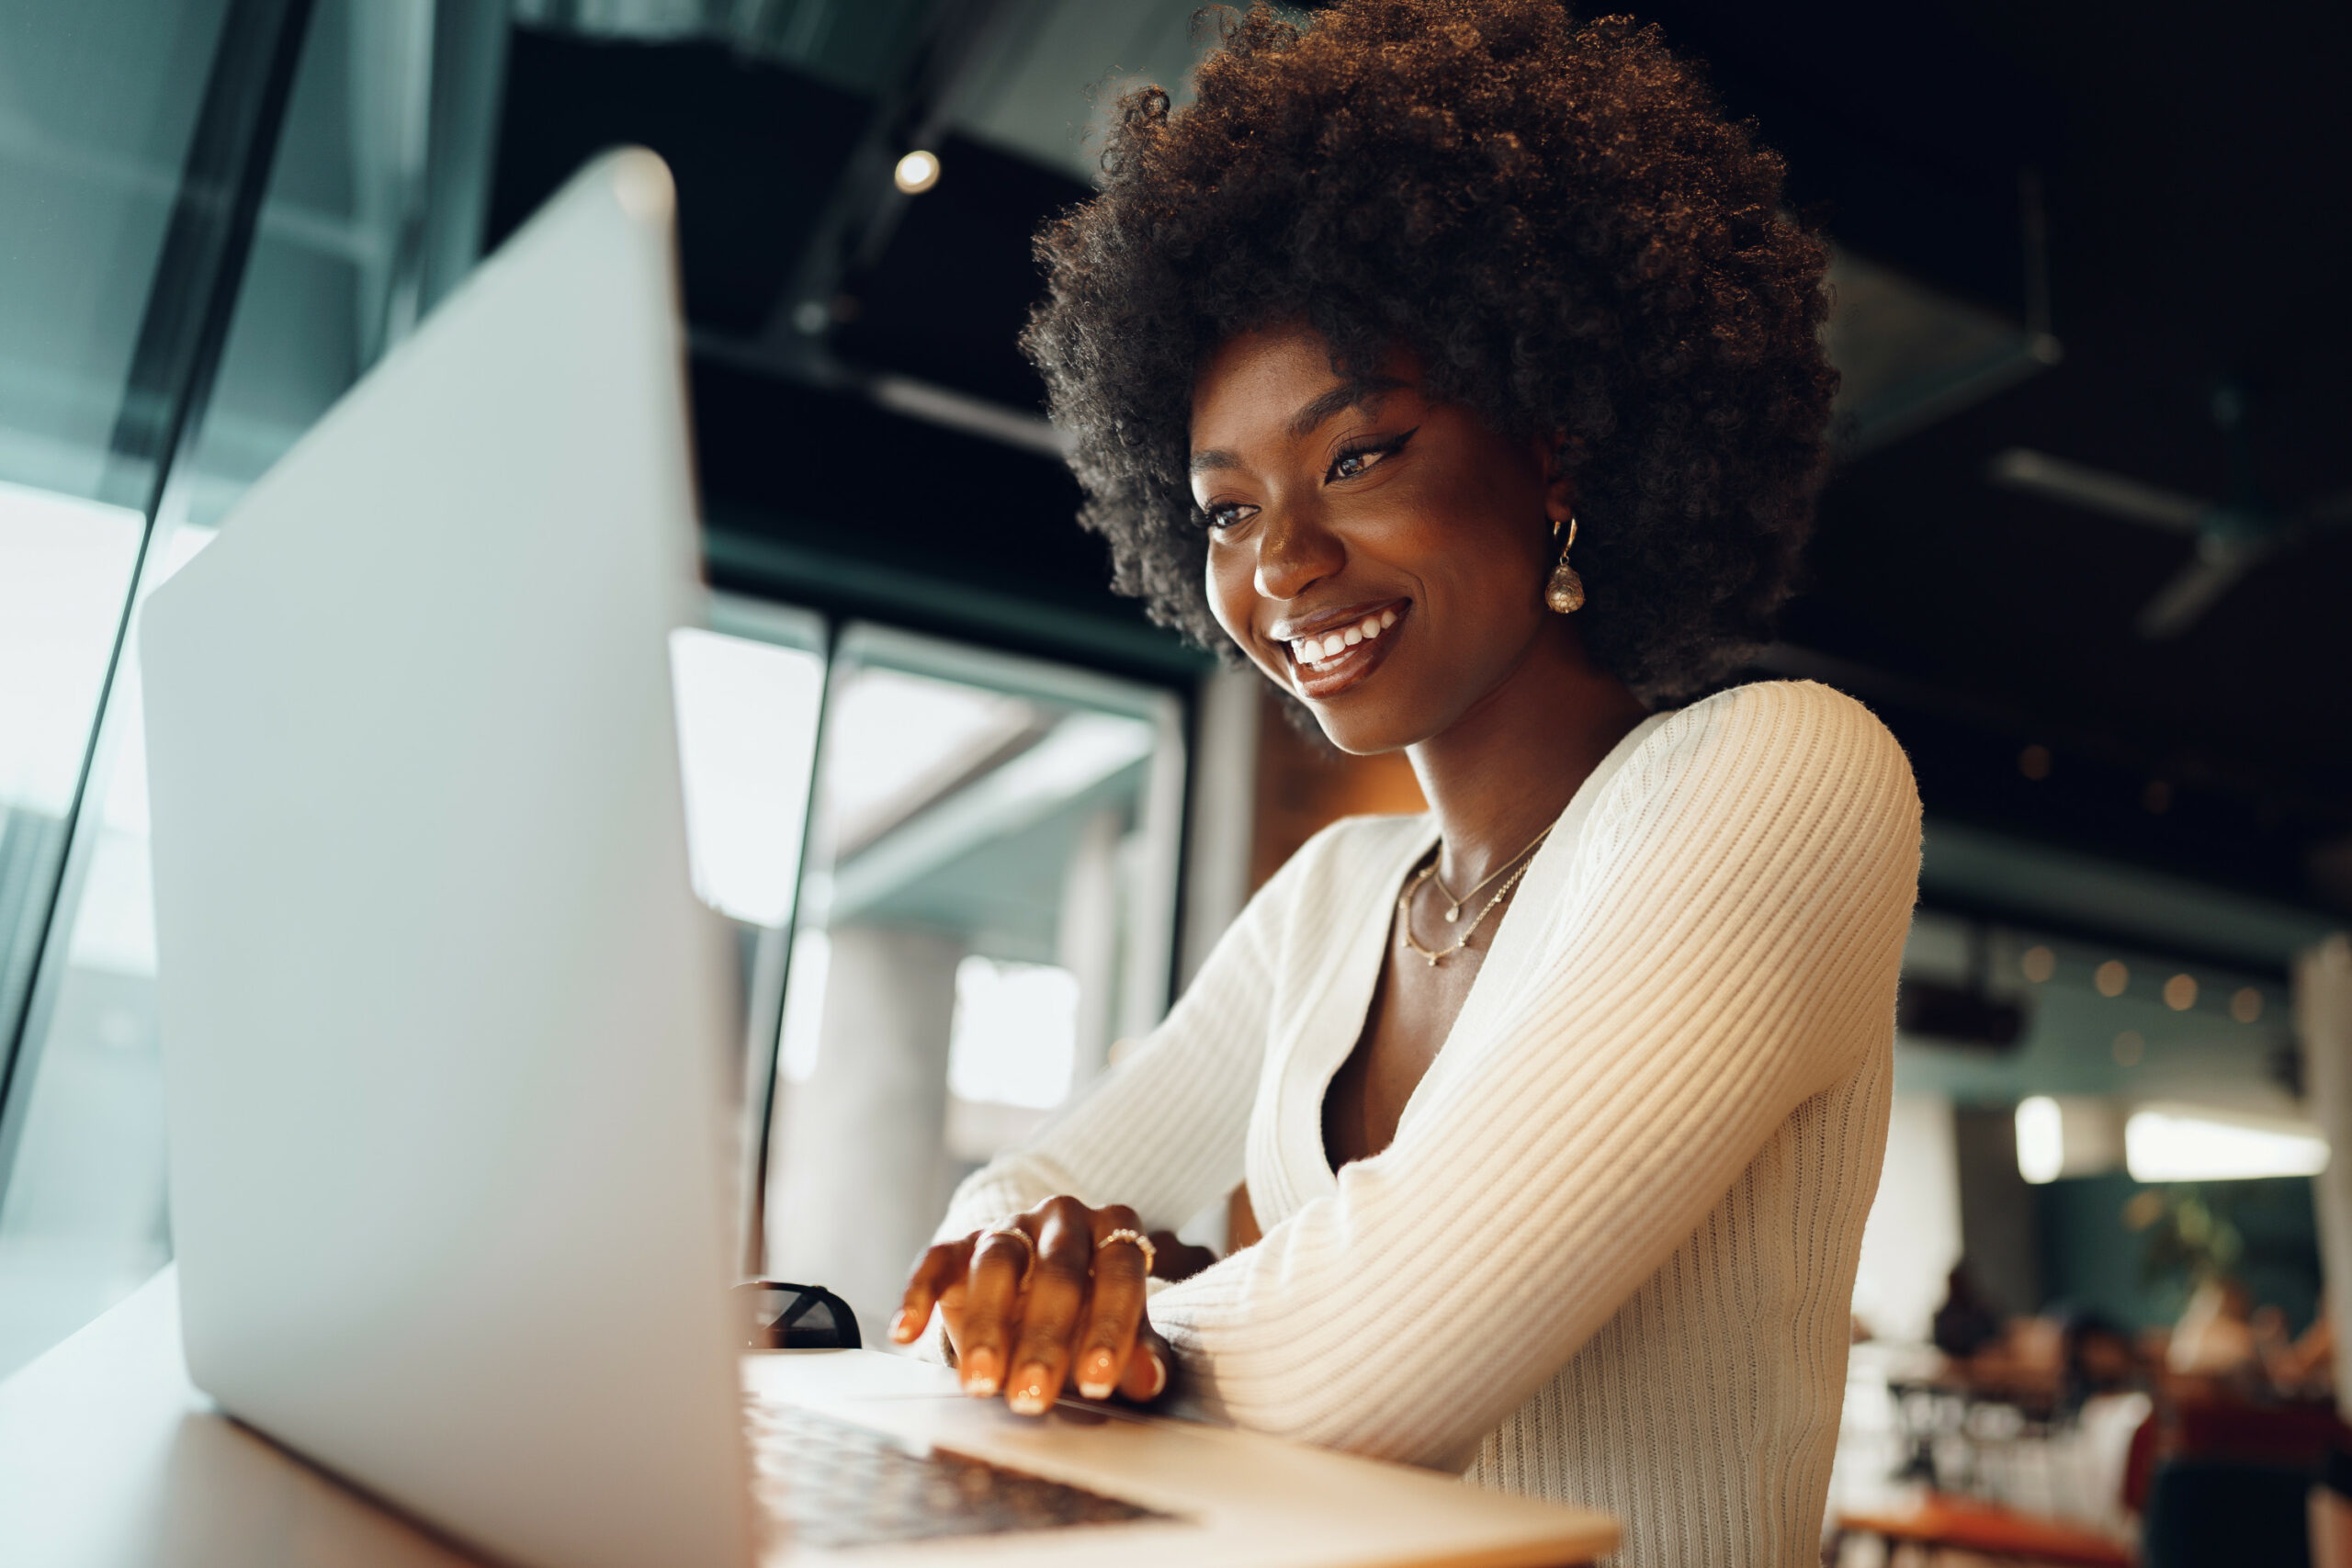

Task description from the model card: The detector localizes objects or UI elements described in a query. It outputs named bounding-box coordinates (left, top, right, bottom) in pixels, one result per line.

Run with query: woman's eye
left=1204, top=502, right=1258, bottom=531
left=1327, top=427, right=1416, bottom=484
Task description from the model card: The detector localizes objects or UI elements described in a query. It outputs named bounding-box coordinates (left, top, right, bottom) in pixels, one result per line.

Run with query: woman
left=891, top=4, right=1919, bottom=1562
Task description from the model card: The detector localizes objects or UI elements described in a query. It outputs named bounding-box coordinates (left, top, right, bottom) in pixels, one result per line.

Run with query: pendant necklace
left=1396, top=840, right=1544, bottom=968
left=1429, top=822, right=1555, bottom=923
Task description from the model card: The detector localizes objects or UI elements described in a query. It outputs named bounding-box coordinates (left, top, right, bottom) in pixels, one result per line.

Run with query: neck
left=1406, top=621, right=1649, bottom=889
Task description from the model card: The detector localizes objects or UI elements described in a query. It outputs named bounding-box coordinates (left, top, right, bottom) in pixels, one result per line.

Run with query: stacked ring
left=1096, top=1227, right=1157, bottom=1278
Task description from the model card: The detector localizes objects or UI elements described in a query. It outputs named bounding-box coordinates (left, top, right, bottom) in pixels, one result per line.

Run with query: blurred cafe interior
left=2, top=1, right=2350, bottom=1564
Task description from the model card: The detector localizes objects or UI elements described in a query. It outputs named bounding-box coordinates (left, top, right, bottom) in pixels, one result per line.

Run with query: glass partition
left=0, top=0, right=455, bottom=1379
left=673, top=594, right=829, bottom=1249
left=0, top=0, right=243, bottom=1379
left=762, top=622, right=1186, bottom=1337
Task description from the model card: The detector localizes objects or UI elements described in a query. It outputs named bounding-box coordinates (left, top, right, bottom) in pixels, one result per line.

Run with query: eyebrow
left=1188, top=376, right=1408, bottom=476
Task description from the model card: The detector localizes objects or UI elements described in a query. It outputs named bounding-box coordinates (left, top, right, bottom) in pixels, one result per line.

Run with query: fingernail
left=1008, top=1365, right=1054, bottom=1416
left=962, top=1348, right=1000, bottom=1397
left=1145, top=1349, right=1168, bottom=1401
left=889, top=1307, right=917, bottom=1341
left=1077, top=1349, right=1117, bottom=1400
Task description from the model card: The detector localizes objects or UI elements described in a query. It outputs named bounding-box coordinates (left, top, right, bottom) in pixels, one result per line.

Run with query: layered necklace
left=1396, top=822, right=1555, bottom=967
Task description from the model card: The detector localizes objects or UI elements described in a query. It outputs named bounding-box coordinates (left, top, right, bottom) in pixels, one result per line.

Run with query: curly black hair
left=1020, top=0, right=1837, bottom=702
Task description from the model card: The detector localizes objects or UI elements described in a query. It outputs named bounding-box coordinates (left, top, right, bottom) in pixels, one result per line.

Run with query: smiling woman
left=890, top=6, right=1921, bottom=1567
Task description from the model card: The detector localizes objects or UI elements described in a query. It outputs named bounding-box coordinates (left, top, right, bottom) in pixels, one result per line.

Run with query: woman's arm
left=899, top=822, right=1371, bottom=1393
left=1146, top=682, right=1922, bottom=1467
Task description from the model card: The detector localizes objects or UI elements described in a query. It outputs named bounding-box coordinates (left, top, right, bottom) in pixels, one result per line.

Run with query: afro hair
left=1021, top=0, right=1838, bottom=702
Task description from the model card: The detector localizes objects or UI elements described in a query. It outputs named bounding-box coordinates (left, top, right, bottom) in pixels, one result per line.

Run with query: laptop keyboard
left=744, top=1401, right=1172, bottom=1550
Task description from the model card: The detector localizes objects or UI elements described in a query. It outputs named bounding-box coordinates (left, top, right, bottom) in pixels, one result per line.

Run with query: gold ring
left=1097, top=1227, right=1156, bottom=1278
left=980, top=1225, right=1035, bottom=1283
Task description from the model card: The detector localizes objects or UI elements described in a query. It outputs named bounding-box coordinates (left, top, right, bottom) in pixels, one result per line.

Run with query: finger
left=956, top=1225, right=1034, bottom=1398
left=1075, top=1206, right=1148, bottom=1399
left=1118, top=1324, right=1171, bottom=1404
left=936, top=1276, right=968, bottom=1364
left=892, top=1237, right=972, bottom=1344
left=1008, top=1197, right=1095, bottom=1415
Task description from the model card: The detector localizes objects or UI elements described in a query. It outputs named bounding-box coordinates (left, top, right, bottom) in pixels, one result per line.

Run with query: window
left=759, top=624, right=1186, bottom=1335
left=0, top=0, right=469, bottom=1379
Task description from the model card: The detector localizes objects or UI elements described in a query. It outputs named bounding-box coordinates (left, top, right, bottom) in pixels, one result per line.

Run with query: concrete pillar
left=1059, top=810, right=1120, bottom=1095
left=766, top=924, right=961, bottom=1340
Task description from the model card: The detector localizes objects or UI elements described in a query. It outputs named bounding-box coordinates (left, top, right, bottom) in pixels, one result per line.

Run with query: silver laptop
left=139, top=149, right=1615, bottom=1568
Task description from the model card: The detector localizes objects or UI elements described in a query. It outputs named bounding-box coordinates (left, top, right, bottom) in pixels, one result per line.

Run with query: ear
left=1532, top=430, right=1577, bottom=529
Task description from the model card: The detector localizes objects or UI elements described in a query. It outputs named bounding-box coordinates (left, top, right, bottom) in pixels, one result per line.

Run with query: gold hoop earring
left=1545, top=515, right=1586, bottom=615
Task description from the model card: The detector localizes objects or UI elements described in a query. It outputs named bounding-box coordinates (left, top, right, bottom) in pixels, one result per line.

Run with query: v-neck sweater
left=930, top=679, right=1921, bottom=1567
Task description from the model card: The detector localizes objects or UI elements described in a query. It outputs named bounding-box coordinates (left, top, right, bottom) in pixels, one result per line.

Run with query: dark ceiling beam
left=692, top=328, right=1067, bottom=458
left=754, top=0, right=1023, bottom=355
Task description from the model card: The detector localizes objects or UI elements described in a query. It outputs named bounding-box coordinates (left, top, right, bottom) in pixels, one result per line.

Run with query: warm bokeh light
left=893, top=148, right=941, bottom=194
left=2163, top=973, right=2198, bottom=1010
left=2018, top=743, right=2052, bottom=781
left=2095, top=959, right=2129, bottom=998
left=2232, top=987, right=2264, bottom=1023
left=2020, top=943, right=2055, bottom=983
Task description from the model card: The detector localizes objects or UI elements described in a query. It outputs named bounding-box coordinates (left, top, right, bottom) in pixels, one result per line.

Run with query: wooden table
left=1834, top=1491, right=2133, bottom=1567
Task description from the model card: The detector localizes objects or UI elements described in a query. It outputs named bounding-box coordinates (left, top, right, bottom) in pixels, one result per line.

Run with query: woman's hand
left=892, top=1196, right=1178, bottom=1414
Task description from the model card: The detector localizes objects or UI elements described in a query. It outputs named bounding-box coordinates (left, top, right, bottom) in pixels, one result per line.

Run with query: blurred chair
left=2140, top=1459, right=2311, bottom=1568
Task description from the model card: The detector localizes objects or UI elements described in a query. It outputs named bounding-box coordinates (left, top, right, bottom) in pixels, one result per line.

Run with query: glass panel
left=672, top=595, right=828, bottom=1247
left=0, top=1, right=232, bottom=502
left=0, top=0, right=240, bottom=1378
left=0, top=0, right=447, bottom=1379
left=763, top=623, right=1185, bottom=1335
left=0, top=525, right=214, bottom=1377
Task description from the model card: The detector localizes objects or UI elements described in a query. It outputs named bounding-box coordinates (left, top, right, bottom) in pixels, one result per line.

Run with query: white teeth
left=1342, top=627, right=1362, bottom=647
left=1321, top=633, right=1346, bottom=658
left=1380, top=607, right=1398, bottom=628
left=1360, top=616, right=1381, bottom=638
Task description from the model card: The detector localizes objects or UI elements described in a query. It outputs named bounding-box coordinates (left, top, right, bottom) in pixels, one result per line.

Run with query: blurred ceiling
left=481, top=0, right=2352, bottom=940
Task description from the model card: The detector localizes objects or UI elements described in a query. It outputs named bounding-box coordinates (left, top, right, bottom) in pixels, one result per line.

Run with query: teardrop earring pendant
left=1546, top=514, right=1585, bottom=615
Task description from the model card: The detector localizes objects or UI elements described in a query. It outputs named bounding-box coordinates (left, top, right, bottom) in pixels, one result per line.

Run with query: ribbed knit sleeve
left=927, top=834, right=1317, bottom=1246
left=1146, top=682, right=1920, bottom=1469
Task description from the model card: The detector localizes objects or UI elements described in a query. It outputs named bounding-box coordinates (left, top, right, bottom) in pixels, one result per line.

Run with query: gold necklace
left=1428, top=823, right=1555, bottom=923
left=1397, top=852, right=1539, bottom=967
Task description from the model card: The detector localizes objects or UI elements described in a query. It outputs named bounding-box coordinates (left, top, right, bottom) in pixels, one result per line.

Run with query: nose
left=1251, top=505, right=1346, bottom=604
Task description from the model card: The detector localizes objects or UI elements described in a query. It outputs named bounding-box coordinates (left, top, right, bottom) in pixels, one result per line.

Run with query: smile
left=1275, top=601, right=1408, bottom=700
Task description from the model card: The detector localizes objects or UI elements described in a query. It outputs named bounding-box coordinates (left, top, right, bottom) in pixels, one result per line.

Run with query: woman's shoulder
left=1610, top=679, right=1919, bottom=841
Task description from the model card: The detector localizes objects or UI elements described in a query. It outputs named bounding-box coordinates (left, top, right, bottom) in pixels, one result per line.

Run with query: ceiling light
left=2164, top=973, right=2198, bottom=1010
left=2124, top=1104, right=2328, bottom=1183
left=2095, top=959, right=2129, bottom=998
left=893, top=149, right=941, bottom=194
left=2232, top=987, right=2264, bottom=1023
left=2021, top=944, right=2055, bottom=983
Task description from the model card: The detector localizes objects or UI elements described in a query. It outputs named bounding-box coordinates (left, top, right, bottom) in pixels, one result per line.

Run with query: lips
left=1274, top=600, right=1408, bottom=700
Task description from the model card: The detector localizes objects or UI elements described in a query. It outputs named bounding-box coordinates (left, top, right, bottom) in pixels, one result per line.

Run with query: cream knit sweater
left=931, top=679, right=1921, bottom=1567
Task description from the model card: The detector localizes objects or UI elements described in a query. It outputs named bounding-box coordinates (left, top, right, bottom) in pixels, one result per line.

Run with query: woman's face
left=1189, top=324, right=1568, bottom=755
